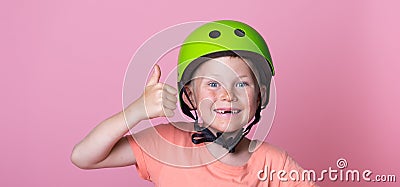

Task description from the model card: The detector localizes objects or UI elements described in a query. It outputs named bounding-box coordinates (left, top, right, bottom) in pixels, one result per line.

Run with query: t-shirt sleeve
left=125, top=124, right=178, bottom=182
left=126, top=135, right=151, bottom=180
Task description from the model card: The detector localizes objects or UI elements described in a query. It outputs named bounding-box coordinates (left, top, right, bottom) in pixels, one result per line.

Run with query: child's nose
left=219, top=88, right=238, bottom=102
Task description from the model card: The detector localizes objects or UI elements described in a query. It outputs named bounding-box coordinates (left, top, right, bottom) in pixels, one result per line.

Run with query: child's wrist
left=124, top=98, right=147, bottom=127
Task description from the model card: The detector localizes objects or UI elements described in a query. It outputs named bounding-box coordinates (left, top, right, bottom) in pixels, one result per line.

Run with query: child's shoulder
left=137, top=122, right=195, bottom=147
left=250, top=140, right=289, bottom=165
left=148, top=122, right=194, bottom=138
left=251, top=140, right=287, bottom=155
left=154, top=121, right=195, bottom=132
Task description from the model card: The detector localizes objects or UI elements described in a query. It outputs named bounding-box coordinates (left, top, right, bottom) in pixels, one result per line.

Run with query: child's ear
left=259, top=85, right=268, bottom=106
left=182, top=85, right=197, bottom=110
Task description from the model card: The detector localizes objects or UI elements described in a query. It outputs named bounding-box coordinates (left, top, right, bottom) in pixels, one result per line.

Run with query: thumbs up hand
left=138, top=64, right=178, bottom=119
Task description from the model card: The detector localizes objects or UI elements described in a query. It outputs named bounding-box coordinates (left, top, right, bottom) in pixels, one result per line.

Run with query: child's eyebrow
left=237, top=75, right=254, bottom=80
left=206, top=74, right=250, bottom=78
left=196, top=74, right=252, bottom=81
left=198, top=74, right=221, bottom=79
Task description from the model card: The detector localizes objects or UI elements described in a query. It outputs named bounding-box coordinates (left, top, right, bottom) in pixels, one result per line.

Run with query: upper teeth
left=215, top=109, right=240, bottom=114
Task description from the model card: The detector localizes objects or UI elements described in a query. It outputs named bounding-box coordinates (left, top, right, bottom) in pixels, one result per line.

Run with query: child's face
left=185, top=56, right=261, bottom=133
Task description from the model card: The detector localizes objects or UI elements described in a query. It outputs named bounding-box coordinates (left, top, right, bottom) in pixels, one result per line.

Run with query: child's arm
left=70, top=65, right=177, bottom=169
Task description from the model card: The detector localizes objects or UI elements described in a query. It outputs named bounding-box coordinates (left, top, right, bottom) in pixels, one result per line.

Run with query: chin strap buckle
left=191, top=122, right=244, bottom=153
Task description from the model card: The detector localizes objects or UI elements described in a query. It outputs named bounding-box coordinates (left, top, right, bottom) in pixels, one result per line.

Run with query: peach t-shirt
left=127, top=123, right=317, bottom=187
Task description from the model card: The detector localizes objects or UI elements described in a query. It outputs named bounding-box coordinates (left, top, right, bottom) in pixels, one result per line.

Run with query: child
left=71, top=20, right=317, bottom=186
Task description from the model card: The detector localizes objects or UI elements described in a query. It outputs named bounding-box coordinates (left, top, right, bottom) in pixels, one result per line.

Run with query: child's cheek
left=247, top=87, right=258, bottom=101
left=199, top=89, right=217, bottom=101
left=197, top=98, right=215, bottom=125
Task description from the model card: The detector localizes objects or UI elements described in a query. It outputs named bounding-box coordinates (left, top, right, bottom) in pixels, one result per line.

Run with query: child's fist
left=141, top=64, right=178, bottom=119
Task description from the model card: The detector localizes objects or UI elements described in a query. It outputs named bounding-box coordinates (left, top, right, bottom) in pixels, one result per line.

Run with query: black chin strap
left=191, top=122, right=244, bottom=153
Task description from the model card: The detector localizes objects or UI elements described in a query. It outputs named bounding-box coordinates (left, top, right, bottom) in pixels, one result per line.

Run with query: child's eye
left=236, top=82, right=249, bottom=88
left=208, top=82, right=219, bottom=87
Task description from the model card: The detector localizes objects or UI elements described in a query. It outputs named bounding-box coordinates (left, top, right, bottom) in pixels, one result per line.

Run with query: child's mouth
left=213, top=109, right=241, bottom=114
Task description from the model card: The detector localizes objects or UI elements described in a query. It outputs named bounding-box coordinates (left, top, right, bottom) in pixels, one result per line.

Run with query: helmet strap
left=192, top=122, right=244, bottom=153
left=181, top=88, right=198, bottom=121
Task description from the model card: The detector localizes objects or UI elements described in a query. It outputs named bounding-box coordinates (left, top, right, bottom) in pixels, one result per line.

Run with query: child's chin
left=210, top=123, right=244, bottom=133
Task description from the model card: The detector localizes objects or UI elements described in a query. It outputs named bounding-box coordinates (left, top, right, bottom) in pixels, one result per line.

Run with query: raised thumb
left=146, top=64, right=161, bottom=86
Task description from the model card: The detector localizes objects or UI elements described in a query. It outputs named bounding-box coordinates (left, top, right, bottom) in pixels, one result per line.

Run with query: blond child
left=71, top=20, right=317, bottom=186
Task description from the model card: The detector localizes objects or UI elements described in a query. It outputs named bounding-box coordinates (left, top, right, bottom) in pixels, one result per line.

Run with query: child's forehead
left=195, top=56, right=251, bottom=74
left=193, top=56, right=255, bottom=76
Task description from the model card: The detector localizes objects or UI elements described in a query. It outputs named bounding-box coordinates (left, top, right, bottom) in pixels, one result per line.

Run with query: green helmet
left=178, top=20, right=275, bottom=115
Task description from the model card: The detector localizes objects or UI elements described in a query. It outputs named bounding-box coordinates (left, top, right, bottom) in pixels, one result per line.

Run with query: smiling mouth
left=213, top=109, right=241, bottom=114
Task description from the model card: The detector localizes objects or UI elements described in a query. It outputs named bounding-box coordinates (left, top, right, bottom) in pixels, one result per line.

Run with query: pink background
left=2, top=0, right=399, bottom=186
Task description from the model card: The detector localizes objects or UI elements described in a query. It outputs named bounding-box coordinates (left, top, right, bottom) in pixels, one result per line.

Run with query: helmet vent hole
left=209, top=30, right=221, bottom=39
left=234, top=29, right=245, bottom=37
